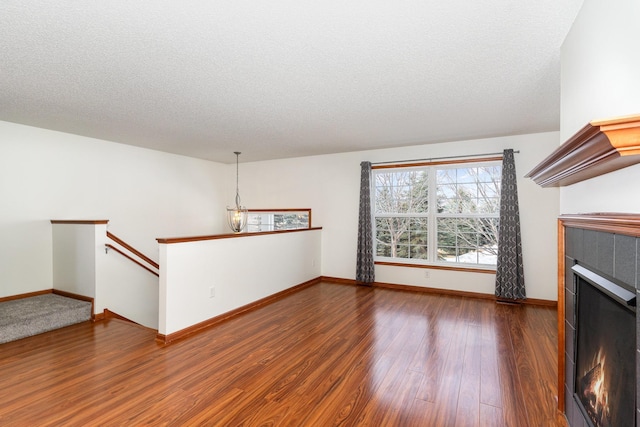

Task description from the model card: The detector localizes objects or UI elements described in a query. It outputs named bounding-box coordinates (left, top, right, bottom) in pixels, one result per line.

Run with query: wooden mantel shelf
left=526, top=114, right=640, bottom=187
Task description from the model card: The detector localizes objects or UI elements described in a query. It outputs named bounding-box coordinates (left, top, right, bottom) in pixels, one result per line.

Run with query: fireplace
left=559, top=215, right=640, bottom=426
left=527, top=117, right=640, bottom=425
left=573, top=263, right=636, bottom=426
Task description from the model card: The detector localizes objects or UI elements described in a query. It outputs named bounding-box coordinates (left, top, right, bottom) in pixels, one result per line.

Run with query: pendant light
left=227, top=151, right=248, bottom=233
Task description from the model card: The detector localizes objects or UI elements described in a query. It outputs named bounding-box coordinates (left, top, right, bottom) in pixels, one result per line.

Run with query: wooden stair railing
left=106, top=232, right=159, bottom=277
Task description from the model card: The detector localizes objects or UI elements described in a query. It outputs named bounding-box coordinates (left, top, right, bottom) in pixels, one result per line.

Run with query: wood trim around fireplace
left=526, top=114, right=640, bottom=187
left=557, top=219, right=566, bottom=414
left=559, top=213, right=640, bottom=237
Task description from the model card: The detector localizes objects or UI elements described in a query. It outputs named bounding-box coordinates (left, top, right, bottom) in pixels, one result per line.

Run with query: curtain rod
left=371, top=150, right=519, bottom=166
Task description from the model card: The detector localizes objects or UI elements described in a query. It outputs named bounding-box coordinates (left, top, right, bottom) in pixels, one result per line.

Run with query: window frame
left=246, top=209, right=311, bottom=233
left=372, top=157, right=502, bottom=271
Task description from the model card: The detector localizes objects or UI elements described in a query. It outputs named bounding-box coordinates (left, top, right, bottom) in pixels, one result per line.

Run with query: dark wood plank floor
left=0, top=282, right=564, bottom=426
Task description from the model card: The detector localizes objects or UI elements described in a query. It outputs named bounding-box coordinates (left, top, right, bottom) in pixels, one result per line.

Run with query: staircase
left=0, top=294, right=92, bottom=344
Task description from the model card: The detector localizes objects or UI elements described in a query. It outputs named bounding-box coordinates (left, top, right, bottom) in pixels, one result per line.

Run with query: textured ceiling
left=0, top=1, right=583, bottom=163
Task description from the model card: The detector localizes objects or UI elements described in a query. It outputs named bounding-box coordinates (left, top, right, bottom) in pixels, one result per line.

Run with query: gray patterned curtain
left=495, top=149, right=525, bottom=300
left=356, top=161, right=375, bottom=285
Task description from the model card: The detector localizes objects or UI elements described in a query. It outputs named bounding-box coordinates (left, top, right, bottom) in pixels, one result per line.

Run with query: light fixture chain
left=235, top=151, right=241, bottom=208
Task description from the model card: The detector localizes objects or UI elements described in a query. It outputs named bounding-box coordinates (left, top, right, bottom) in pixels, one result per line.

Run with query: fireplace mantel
left=526, top=114, right=640, bottom=187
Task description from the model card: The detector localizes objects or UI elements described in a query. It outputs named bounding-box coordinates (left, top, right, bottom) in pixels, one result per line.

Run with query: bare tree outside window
left=373, top=162, right=501, bottom=266
left=436, top=165, right=501, bottom=264
left=374, top=170, right=428, bottom=259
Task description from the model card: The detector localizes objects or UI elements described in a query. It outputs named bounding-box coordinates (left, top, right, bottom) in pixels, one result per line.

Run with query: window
left=373, top=161, right=501, bottom=268
left=246, top=209, right=311, bottom=232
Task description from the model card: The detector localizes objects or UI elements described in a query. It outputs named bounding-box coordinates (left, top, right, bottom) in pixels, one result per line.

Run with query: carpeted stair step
left=0, top=294, right=92, bottom=344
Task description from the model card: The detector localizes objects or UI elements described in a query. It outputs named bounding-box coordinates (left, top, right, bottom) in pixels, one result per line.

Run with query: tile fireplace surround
left=559, top=214, right=640, bottom=427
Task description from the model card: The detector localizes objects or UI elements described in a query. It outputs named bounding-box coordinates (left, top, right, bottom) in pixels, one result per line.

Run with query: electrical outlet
left=209, top=286, right=215, bottom=298
left=424, top=270, right=430, bottom=279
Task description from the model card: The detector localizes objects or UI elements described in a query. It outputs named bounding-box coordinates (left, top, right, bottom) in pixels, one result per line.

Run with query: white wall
left=98, top=243, right=160, bottom=329
left=52, top=223, right=103, bottom=298
left=560, top=0, right=640, bottom=213
left=52, top=224, right=99, bottom=298
left=158, top=229, right=322, bottom=336
left=239, top=132, right=560, bottom=301
left=0, top=120, right=226, bottom=298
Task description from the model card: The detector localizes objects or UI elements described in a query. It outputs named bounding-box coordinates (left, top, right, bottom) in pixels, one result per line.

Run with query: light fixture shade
left=226, top=206, right=248, bottom=233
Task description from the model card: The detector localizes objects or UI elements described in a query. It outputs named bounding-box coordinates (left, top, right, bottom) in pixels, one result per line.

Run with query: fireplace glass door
left=574, top=267, right=636, bottom=427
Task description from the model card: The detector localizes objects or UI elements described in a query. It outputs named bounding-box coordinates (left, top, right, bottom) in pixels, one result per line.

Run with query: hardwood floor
left=0, top=282, right=564, bottom=426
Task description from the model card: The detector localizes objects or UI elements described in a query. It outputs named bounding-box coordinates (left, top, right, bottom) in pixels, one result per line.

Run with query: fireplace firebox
left=573, top=264, right=636, bottom=427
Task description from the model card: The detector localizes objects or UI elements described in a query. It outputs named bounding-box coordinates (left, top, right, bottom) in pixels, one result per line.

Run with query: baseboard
left=101, top=309, right=157, bottom=332
left=318, top=276, right=356, bottom=286
left=320, top=276, right=557, bottom=307
left=103, top=309, right=138, bottom=325
left=156, top=276, right=322, bottom=345
left=0, top=289, right=52, bottom=303
left=520, top=297, right=557, bottom=307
